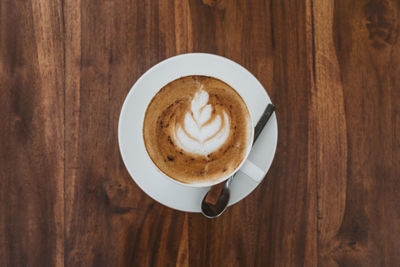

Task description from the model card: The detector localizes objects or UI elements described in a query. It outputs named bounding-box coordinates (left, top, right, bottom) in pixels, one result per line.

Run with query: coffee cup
left=142, top=75, right=265, bottom=187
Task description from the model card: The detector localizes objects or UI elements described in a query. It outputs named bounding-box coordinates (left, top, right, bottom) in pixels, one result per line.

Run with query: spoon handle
left=253, top=104, right=275, bottom=144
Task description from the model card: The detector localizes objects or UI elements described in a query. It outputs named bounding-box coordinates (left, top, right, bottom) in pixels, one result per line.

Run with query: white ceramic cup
left=142, top=76, right=265, bottom=188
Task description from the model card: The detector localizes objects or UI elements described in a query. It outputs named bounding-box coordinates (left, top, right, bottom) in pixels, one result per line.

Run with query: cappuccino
left=143, top=76, right=252, bottom=184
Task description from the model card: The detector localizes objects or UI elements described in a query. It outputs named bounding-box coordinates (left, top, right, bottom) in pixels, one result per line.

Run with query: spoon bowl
left=201, top=177, right=232, bottom=218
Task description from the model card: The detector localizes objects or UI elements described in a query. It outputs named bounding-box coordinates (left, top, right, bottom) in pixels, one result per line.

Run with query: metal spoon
left=201, top=104, right=275, bottom=218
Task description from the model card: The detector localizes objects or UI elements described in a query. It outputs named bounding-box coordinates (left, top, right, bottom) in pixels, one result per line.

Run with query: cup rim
left=142, top=74, right=255, bottom=188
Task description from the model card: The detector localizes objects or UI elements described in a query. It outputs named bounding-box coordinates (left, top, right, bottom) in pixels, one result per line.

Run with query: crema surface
left=143, top=76, right=252, bottom=184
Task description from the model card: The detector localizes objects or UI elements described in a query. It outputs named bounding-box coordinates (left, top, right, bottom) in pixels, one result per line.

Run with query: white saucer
left=118, top=53, right=278, bottom=212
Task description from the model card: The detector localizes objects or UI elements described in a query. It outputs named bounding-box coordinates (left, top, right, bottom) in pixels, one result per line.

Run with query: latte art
left=143, top=76, right=252, bottom=184
left=174, top=87, right=230, bottom=155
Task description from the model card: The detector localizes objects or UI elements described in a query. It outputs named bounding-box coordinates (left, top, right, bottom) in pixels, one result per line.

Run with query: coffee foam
left=173, top=86, right=230, bottom=155
left=143, top=76, right=252, bottom=184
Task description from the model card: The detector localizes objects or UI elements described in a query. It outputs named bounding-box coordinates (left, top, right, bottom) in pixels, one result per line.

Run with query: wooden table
left=1, top=0, right=399, bottom=266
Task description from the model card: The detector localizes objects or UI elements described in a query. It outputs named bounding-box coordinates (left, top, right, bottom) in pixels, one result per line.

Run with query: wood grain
left=314, top=0, right=400, bottom=266
left=0, top=0, right=64, bottom=266
left=1, top=0, right=399, bottom=266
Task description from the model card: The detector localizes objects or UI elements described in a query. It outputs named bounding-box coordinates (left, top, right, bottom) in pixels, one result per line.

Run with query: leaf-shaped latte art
left=174, top=88, right=230, bottom=155
left=173, top=88, right=230, bottom=155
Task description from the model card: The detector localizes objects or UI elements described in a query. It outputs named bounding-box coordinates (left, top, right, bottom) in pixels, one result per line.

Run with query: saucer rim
left=118, top=53, right=278, bottom=212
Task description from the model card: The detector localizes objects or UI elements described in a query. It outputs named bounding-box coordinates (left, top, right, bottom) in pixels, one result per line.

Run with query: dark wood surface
left=1, top=0, right=399, bottom=266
